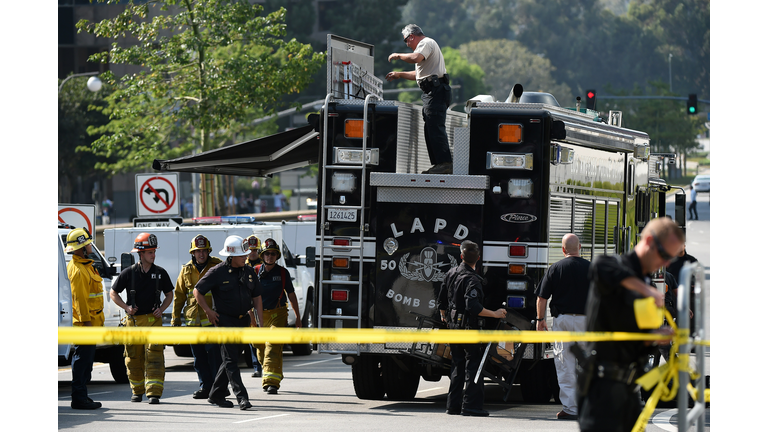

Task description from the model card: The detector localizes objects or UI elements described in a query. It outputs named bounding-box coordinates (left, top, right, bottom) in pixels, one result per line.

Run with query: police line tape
left=58, top=326, right=695, bottom=346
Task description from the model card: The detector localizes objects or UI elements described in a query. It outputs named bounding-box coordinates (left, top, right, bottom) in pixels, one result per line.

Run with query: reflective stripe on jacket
left=67, top=254, right=105, bottom=327
left=172, top=256, right=222, bottom=327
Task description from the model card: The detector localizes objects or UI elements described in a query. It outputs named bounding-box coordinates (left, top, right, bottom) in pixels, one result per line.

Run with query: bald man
left=535, top=234, right=591, bottom=420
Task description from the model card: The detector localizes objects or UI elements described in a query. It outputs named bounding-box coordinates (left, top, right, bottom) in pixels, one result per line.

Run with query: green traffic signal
left=687, top=94, right=698, bottom=115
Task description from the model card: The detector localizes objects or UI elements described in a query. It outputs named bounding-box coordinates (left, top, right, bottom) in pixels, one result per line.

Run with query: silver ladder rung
left=320, top=280, right=360, bottom=286
left=319, top=315, right=360, bottom=320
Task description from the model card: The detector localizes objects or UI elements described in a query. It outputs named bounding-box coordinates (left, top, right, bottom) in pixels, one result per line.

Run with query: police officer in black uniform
left=578, top=218, right=683, bottom=431
left=194, top=235, right=264, bottom=410
left=438, top=240, right=506, bottom=417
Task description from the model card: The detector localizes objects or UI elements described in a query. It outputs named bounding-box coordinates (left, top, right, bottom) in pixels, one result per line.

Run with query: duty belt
left=595, top=361, right=640, bottom=385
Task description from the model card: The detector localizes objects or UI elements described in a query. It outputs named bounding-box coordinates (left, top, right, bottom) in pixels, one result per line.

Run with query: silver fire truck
left=153, top=35, right=684, bottom=403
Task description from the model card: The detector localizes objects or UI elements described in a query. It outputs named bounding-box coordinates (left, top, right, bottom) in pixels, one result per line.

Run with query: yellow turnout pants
left=255, top=305, right=288, bottom=388
left=124, top=314, right=165, bottom=397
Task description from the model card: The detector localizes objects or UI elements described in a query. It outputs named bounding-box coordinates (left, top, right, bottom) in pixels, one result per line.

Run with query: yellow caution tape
left=58, top=326, right=680, bottom=346
left=632, top=310, right=708, bottom=432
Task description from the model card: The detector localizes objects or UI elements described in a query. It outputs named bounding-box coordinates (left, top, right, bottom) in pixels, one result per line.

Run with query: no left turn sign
left=136, top=173, right=179, bottom=217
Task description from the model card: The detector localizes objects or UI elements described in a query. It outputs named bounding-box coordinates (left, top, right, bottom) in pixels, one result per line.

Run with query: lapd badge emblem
left=398, top=247, right=457, bottom=283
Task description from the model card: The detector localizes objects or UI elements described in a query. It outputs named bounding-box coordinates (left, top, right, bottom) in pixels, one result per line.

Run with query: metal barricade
left=676, top=261, right=708, bottom=431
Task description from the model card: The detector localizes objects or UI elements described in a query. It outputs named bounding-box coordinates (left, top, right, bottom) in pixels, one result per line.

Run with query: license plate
left=327, top=208, right=357, bottom=222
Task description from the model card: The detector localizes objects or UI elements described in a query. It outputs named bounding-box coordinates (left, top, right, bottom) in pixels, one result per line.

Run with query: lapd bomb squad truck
left=102, top=218, right=317, bottom=356
left=152, top=35, right=686, bottom=403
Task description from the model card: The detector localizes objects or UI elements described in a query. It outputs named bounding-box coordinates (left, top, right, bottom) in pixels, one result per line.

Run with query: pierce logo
left=501, top=213, right=537, bottom=223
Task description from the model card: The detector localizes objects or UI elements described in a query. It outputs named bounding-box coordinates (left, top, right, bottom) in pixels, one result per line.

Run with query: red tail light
left=331, top=289, right=349, bottom=302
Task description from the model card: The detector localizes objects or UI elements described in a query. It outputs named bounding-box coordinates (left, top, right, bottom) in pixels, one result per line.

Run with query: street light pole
left=58, top=71, right=102, bottom=94
left=668, top=53, right=673, bottom=92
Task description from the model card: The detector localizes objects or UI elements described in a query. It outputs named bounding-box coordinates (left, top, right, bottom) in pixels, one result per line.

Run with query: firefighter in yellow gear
left=254, top=238, right=302, bottom=394
left=172, top=234, right=223, bottom=399
left=110, top=233, right=174, bottom=404
left=65, top=227, right=104, bottom=410
left=244, top=235, right=264, bottom=378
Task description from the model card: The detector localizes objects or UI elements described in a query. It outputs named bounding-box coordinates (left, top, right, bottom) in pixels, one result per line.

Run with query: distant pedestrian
left=688, top=186, right=698, bottom=220
left=535, top=234, right=590, bottom=421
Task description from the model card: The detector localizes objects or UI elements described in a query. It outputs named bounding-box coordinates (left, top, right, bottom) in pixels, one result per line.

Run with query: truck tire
left=173, top=344, right=193, bottom=358
left=291, top=298, right=314, bottom=356
left=352, top=355, right=385, bottom=400
left=108, top=347, right=128, bottom=384
left=383, top=357, right=420, bottom=401
left=519, top=360, right=556, bottom=404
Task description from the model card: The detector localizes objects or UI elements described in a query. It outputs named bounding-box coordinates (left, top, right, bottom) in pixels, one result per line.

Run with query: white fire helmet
left=219, top=235, right=249, bottom=257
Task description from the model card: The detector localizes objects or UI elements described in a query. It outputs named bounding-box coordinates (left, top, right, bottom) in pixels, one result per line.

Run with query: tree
left=458, top=39, right=573, bottom=104
left=628, top=0, right=710, bottom=99
left=58, top=76, right=114, bottom=203
left=76, top=0, right=325, bottom=216
left=606, top=81, right=705, bottom=176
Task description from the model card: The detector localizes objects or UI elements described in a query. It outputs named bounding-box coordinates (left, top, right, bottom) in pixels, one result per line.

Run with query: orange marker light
left=499, top=124, right=523, bottom=143
left=345, top=119, right=365, bottom=138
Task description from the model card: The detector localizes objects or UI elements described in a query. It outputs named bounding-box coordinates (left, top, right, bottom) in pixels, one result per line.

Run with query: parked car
left=692, top=175, right=710, bottom=193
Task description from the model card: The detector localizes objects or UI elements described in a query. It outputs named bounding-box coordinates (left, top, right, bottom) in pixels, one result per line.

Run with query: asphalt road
left=57, top=345, right=709, bottom=431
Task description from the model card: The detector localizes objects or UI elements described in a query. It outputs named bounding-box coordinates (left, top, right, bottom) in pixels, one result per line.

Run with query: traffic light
left=687, top=94, right=698, bottom=115
left=586, top=90, right=596, bottom=110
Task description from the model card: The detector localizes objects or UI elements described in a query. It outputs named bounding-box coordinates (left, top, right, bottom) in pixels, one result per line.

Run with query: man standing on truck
left=171, top=234, right=223, bottom=400
left=253, top=238, right=302, bottom=395
left=535, top=233, right=591, bottom=421
left=65, top=227, right=104, bottom=410
left=110, top=233, right=174, bottom=405
left=194, top=235, right=263, bottom=410
left=438, top=240, right=507, bottom=417
left=386, top=24, right=453, bottom=175
left=578, top=218, right=681, bottom=431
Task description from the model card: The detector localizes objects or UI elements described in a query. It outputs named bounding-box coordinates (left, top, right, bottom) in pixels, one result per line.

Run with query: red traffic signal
left=586, top=90, right=596, bottom=110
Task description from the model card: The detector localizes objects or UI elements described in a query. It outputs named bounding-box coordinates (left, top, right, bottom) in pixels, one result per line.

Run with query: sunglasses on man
left=652, top=234, right=677, bottom=263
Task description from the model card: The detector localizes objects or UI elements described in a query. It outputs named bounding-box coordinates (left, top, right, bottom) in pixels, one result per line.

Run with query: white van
left=103, top=217, right=315, bottom=356
left=58, top=223, right=127, bottom=383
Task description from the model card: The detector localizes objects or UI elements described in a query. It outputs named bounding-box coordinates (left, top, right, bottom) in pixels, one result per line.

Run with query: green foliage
left=76, top=0, right=325, bottom=174
left=458, top=39, right=573, bottom=104
left=604, top=81, right=705, bottom=157
left=58, top=76, right=115, bottom=201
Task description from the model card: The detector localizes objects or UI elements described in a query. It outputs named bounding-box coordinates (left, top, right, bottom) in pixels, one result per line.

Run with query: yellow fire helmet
left=633, top=296, right=664, bottom=329
left=259, top=238, right=281, bottom=259
left=64, top=228, right=93, bottom=253
left=246, top=235, right=262, bottom=251
left=189, top=234, right=212, bottom=253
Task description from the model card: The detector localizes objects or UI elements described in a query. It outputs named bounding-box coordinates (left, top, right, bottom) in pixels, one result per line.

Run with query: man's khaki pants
left=255, top=305, right=288, bottom=389
left=124, top=314, right=165, bottom=397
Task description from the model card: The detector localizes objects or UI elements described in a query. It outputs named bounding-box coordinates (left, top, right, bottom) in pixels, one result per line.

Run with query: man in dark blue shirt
left=578, top=218, right=683, bottom=431
left=438, top=240, right=506, bottom=417
left=195, top=235, right=263, bottom=410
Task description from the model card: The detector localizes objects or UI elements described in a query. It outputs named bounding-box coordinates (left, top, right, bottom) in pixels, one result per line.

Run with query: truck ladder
left=317, top=93, right=381, bottom=354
